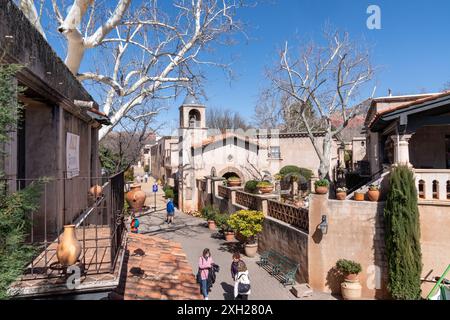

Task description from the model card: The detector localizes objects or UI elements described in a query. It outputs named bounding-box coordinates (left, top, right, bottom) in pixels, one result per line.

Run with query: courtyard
left=134, top=178, right=335, bottom=301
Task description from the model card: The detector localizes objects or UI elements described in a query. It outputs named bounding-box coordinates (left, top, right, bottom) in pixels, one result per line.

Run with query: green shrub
left=144, top=165, right=149, bottom=173
left=201, top=205, right=220, bottom=221
left=256, top=181, right=273, bottom=188
left=227, top=210, right=264, bottom=244
left=244, top=180, right=258, bottom=193
left=336, top=259, right=362, bottom=275
left=279, top=166, right=313, bottom=181
left=384, top=165, right=422, bottom=300
left=214, top=213, right=232, bottom=232
left=314, top=179, right=329, bottom=187
left=124, top=167, right=134, bottom=182
left=164, top=188, right=174, bottom=199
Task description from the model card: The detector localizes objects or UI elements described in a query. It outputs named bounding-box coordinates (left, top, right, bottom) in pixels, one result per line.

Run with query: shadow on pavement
left=220, top=281, right=235, bottom=300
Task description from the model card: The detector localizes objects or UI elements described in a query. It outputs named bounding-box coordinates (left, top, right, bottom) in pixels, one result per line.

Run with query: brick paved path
left=135, top=177, right=335, bottom=301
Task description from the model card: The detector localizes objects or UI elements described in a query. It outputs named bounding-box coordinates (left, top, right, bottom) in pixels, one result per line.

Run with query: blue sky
left=42, top=1, right=450, bottom=135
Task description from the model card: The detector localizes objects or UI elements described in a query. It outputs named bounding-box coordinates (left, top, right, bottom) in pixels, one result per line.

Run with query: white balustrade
left=414, top=169, right=450, bottom=201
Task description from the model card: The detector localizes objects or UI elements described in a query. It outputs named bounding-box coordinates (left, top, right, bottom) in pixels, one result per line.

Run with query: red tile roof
left=368, top=91, right=450, bottom=128
left=112, top=233, right=202, bottom=300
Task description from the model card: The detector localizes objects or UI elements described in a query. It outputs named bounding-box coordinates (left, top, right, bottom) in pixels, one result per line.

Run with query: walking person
left=166, top=198, right=175, bottom=224
left=230, top=252, right=242, bottom=281
left=198, top=248, right=214, bottom=300
left=234, top=260, right=251, bottom=300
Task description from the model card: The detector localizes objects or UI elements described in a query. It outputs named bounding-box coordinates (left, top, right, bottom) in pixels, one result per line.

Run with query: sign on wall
left=66, top=132, right=80, bottom=178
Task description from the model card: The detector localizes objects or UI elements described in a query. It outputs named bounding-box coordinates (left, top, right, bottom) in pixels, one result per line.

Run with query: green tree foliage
left=279, top=165, right=313, bottom=181
left=0, top=181, right=42, bottom=299
left=0, top=63, right=41, bottom=299
left=384, top=165, right=422, bottom=300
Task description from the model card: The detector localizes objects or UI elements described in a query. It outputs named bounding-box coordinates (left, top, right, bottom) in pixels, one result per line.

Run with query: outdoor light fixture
left=318, top=215, right=328, bottom=235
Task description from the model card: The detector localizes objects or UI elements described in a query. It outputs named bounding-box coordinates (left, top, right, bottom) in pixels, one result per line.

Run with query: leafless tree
left=206, top=106, right=250, bottom=132
left=270, top=30, right=374, bottom=179
left=19, top=1, right=252, bottom=141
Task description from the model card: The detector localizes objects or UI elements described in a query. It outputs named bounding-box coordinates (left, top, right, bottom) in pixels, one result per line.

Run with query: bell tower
left=179, top=94, right=206, bottom=130
left=178, top=94, right=207, bottom=212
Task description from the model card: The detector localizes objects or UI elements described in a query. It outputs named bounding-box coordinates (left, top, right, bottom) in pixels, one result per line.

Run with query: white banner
left=66, top=132, right=80, bottom=178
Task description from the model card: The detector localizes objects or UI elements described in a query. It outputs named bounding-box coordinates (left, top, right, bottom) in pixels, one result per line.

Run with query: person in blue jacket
left=166, top=198, right=175, bottom=224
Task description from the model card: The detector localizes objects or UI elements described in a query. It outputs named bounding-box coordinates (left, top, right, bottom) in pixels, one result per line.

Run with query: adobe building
left=151, top=94, right=343, bottom=213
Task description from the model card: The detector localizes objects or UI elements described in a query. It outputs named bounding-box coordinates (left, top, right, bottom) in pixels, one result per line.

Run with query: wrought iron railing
left=1, top=172, right=126, bottom=281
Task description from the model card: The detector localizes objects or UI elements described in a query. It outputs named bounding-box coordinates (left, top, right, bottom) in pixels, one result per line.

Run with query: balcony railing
left=218, top=185, right=228, bottom=199
left=3, top=172, right=126, bottom=285
left=415, top=169, right=450, bottom=201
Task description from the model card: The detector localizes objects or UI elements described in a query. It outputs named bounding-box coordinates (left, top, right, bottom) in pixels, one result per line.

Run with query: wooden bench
left=259, top=250, right=299, bottom=286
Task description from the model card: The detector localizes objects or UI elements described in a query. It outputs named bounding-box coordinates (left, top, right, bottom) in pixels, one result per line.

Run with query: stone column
left=390, top=134, right=413, bottom=166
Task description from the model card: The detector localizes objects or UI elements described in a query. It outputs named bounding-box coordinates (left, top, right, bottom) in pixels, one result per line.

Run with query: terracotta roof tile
left=368, top=91, right=450, bottom=128
left=114, top=233, right=202, bottom=300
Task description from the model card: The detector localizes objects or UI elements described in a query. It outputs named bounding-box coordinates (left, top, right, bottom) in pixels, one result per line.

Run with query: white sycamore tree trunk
left=271, top=30, right=374, bottom=179
left=19, top=0, right=246, bottom=142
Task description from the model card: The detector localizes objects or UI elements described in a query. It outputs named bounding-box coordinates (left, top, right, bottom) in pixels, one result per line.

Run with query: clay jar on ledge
left=126, top=183, right=147, bottom=210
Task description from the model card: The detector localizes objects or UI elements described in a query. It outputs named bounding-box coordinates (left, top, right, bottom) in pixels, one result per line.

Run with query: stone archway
left=218, top=167, right=245, bottom=182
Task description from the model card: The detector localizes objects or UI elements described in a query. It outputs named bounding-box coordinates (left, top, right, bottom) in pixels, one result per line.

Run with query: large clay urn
left=89, top=185, right=103, bottom=199
left=341, top=275, right=362, bottom=300
left=244, top=243, right=258, bottom=257
left=56, top=225, right=81, bottom=267
left=126, top=183, right=147, bottom=210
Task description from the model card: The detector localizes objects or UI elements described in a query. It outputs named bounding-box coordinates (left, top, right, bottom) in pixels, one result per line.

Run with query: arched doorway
left=218, top=167, right=245, bottom=181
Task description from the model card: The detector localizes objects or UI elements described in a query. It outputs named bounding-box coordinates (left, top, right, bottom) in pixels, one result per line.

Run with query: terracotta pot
left=354, top=192, right=365, bottom=201
left=315, top=186, right=328, bottom=194
left=126, top=184, right=146, bottom=210
left=258, top=186, right=274, bottom=194
left=341, top=279, right=362, bottom=300
left=89, top=185, right=103, bottom=199
left=367, top=190, right=380, bottom=202
left=244, top=243, right=258, bottom=257
left=56, top=225, right=81, bottom=267
left=228, top=179, right=241, bottom=187
left=336, top=192, right=347, bottom=200
left=208, top=220, right=216, bottom=230
left=224, top=231, right=235, bottom=242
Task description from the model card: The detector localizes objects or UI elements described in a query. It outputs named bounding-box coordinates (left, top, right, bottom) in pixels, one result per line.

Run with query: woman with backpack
left=198, top=248, right=214, bottom=300
left=234, top=260, right=251, bottom=300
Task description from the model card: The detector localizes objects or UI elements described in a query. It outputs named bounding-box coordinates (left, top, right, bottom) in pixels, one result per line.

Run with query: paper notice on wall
left=66, top=132, right=80, bottom=178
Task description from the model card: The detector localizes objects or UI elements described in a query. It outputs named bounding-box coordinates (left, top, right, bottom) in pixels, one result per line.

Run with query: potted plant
left=336, top=187, right=347, bottom=200
left=336, top=259, right=363, bottom=300
left=227, top=176, right=242, bottom=187
left=215, top=214, right=235, bottom=241
left=227, top=210, right=265, bottom=257
left=201, top=206, right=219, bottom=230
left=244, top=180, right=259, bottom=194
left=314, top=179, right=329, bottom=194
left=256, top=181, right=274, bottom=194
left=354, top=190, right=365, bottom=201
left=367, top=184, right=380, bottom=202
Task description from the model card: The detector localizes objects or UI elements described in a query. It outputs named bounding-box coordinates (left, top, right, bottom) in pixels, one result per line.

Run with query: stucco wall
left=308, top=195, right=389, bottom=299
left=419, top=201, right=450, bottom=296
left=308, top=194, right=450, bottom=299
left=258, top=216, right=309, bottom=283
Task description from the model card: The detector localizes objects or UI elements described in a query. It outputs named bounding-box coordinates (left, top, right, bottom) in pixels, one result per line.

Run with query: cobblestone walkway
left=134, top=177, right=335, bottom=300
